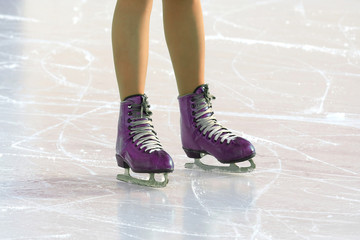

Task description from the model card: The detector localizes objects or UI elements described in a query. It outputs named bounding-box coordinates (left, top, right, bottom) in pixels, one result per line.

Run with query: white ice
left=0, top=0, right=360, bottom=239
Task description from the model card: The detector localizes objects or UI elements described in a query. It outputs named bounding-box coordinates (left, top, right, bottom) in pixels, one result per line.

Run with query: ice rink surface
left=1, top=0, right=360, bottom=239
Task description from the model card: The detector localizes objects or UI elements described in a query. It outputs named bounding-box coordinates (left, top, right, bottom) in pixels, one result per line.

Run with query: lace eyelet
left=127, top=119, right=131, bottom=123
left=128, top=126, right=131, bottom=130
left=190, top=98, right=194, bottom=102
left=192, top=111, right=195, bottom=116
left=128, top=105, right=132, bottom=109
left=128, top=112, right=132, bottom=116
left=191, top=104, right=195, bottom=108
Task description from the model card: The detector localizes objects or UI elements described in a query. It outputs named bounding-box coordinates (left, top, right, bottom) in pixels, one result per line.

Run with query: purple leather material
left=115, top=95, right=174, bottom=173
left=178, top=84, right=256, bottom=163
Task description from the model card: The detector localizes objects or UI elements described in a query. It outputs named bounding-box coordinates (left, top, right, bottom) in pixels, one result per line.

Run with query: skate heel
left=116, top=154, right=129, bottom=169
left=183, top=148, right=204, bottom=159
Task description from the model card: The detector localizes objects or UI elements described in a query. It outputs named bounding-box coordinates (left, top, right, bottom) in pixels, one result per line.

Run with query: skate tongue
left=193, top=84, right=208, bottom=94
left=124, top=94, right=145, bottom=104
left=192, top=84, right=216, bottom=120
left=124, top=94, right=152, bottom=119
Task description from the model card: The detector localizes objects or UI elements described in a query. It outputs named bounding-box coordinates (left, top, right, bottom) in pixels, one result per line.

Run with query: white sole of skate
left=185, top=154, right=256, bottom=173
left=117, top=168, right=169, bottom=188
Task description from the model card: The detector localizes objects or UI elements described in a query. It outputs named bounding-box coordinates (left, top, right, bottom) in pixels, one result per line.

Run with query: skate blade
left=185, top=158, right=256, bottom=173
left=116, top=168, right=169, bottom=188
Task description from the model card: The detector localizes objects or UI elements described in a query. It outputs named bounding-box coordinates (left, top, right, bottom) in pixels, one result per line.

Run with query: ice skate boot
left=116, top=94, right=174, bottom=187
left=178, top=84, right=256, bottom=173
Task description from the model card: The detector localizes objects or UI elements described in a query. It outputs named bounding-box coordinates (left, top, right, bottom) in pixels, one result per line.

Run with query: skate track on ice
left=1, top=0, right=360, bottom=239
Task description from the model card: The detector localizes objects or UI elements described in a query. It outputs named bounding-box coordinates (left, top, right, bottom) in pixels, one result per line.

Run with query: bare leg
left=162, top=0, right=205, bottom=96
left=112, top=0, right=153, bottom=100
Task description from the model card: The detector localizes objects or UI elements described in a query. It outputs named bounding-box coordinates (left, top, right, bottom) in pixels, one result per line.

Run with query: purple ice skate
left=178, top=84, right=256, bottom=173
left=116, top=94, right=174, bottom=187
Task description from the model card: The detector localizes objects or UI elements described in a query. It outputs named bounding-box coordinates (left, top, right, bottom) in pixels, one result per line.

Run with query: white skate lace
left=128, top=97, right=163, bottom=153
left=192, top=88, right=237, bottom=144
